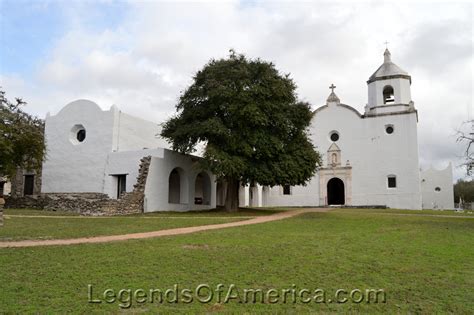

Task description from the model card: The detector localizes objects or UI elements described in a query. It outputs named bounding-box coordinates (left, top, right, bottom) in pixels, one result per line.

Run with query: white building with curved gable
left=41, top=99, right=217, bottom=212
left=38, top=49, right=454, bottom=211
left=256, top=49, right=453, bottom=210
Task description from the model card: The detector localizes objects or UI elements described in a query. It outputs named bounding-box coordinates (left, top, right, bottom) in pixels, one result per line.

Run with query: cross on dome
left=326, top=83, right=340, bottom=104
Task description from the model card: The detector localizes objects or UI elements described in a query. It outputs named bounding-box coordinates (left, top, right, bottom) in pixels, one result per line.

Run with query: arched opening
left=383, top=85, right=395, bottom=104
left=168, top=168, right=188, bottom=204
left=194, top=172, right=211, bottom=205
left=327, top=177, right=345, bottom=205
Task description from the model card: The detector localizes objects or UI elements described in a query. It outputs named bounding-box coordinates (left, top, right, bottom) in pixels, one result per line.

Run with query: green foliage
left=454, top=179, right=474, bottom=202
left=161, top=51, right=321, bottom=190
left=0, top=89, right=46, bottom=177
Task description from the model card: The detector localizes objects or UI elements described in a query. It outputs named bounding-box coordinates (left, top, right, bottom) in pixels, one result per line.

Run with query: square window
left=387, top=176, right=397, bottom=188
left=283, top=185, right=291, bottom=195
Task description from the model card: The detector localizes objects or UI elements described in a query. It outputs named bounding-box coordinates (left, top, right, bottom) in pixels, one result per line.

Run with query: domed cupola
left=367, top=49, right=410, bottom=84
left=366, top=49, right=415, bottom=115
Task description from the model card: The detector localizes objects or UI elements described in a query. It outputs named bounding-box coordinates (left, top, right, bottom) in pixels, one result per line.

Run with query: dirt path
left=0, top=208, right=330, bottom=248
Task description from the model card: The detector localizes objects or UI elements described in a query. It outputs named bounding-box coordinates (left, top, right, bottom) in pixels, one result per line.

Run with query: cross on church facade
left=329, top=84, right=336, bottom=93
left=384, top=41, right=389, bottom=49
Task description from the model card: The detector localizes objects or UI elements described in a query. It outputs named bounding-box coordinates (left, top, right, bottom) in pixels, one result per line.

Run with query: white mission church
left=40, top=49, right=454, bottom=211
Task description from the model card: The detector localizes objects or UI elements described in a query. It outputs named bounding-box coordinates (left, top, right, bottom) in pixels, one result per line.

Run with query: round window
left=330, top=132, right=339, bottom=142
left=435, top=187, right=441, bottom=192
left=70, top=124, right=86, bottom=145
left=77, top=129, right=86, bottom=142
left=385, top=125, right=394, bottom=134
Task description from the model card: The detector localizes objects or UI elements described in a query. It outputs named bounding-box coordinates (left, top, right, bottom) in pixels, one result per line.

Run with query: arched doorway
left=168, top=168, right=188, bottom=204
left=194, top=172, right=211, bottom=205
left=327, top=177, right=345, bottom=205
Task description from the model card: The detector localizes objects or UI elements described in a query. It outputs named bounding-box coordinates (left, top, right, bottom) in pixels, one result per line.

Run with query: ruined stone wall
left=5, top=193, right=110, bottom=215
left=10, top=168, right=42, bottom=198
left=5, top=156, right=151, bottom=216
left=10, top=169, right=23, bottom=198
left=105, top=155, right=151, bottom=215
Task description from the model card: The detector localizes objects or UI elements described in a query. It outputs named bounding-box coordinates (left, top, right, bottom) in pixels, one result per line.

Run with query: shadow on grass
left=132, top=206, right=288, bottom=217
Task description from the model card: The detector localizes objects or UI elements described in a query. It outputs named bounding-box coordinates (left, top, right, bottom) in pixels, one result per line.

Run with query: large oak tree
left=161, top=51, right=321, bottom=211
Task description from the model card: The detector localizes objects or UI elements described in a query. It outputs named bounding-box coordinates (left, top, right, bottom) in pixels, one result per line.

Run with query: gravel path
left=0, top=208, right=330, bottom=248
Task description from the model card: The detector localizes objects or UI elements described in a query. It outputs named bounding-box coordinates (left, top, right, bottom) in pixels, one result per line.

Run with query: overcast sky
left=0, top=0, right=472, bottom=181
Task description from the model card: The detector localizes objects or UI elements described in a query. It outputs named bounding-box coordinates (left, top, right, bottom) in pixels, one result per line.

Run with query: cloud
left=1, top=0, right=472, bottom=180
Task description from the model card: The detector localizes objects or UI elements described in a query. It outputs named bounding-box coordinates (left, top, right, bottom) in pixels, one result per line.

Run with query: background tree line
left=453, top=179, right=474, bottom=203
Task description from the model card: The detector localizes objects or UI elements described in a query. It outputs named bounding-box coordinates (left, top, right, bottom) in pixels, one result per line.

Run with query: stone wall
left=107, top=155, right=151, bottom=215
left=5, top=156, right=151, bottom=216
left=5, top=193, right=111, bottom=215
left=10, top=168, right=42, bottom=198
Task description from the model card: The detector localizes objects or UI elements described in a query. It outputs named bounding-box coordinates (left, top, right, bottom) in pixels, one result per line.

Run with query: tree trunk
left=224, top=178, right=240, bottom=212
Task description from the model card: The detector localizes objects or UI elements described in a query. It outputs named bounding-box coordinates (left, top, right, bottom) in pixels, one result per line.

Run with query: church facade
left=38, top=50, right=454, bottom=211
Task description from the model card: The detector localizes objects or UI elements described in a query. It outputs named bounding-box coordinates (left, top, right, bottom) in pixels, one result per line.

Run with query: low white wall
left=421, top=164, right=454, bottom=209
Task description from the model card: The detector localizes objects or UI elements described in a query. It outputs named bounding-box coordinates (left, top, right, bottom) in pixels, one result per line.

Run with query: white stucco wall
left=264, top=178, right=320, bottom=207
left=239, top=185, right=249, bottom=207
left=105, top=148, right=163, bottom=198
left=368, top=78, right=412, bottom=107
left=112, top=109, right=169, bottom=152
left=42, top=100, right=172, bottom=197
left=263, top=99, right=422, bottom=209
left=42, top=100, right=115, bottom=193
left=421, top=164, right=454, bottom=209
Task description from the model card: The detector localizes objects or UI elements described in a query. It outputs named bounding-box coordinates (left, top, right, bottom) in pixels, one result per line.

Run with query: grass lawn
left=332, top=208, right=474, bottom=216
left=0, top=209, right=472, bottom=313
left=0, top=211, right=246, bottom=241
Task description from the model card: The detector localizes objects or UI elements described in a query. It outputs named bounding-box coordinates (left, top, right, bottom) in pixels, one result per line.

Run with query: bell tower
left=365, top=49, right=415, bottom=116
